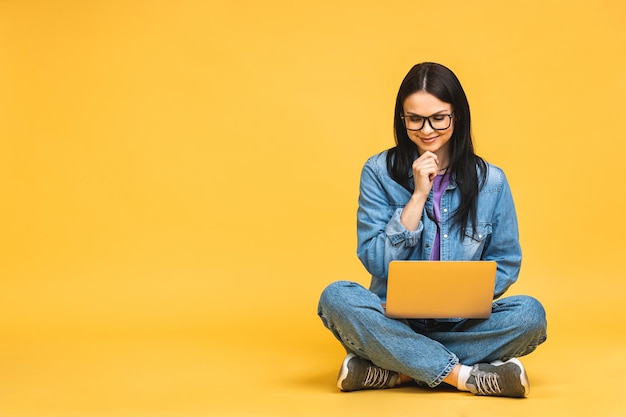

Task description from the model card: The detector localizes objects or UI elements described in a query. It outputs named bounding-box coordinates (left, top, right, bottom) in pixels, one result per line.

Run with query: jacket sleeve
left=356, top=159, right=421, bottom=280
left=482, top=171, right=522, bottom=298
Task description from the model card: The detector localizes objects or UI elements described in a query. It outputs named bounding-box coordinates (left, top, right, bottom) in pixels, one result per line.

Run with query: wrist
left=410, top=191, right=429, bottom=203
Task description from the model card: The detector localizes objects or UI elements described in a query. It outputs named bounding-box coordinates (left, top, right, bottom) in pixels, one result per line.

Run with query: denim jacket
left=357, top=150, right=521, bottom=301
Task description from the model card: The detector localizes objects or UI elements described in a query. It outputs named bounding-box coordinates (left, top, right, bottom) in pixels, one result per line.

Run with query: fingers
left=411, top=152, right=439, bottom=194
left=413, top=152, right=439, bottom=179
left=418, top=151, right=439, bottom=166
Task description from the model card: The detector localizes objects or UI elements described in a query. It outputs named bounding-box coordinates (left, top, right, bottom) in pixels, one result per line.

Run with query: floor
left=2, top=268, right=625, bottom=417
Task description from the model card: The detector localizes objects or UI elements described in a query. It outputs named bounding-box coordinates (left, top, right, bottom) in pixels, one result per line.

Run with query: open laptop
left=384, top=260, right=497, bottom=319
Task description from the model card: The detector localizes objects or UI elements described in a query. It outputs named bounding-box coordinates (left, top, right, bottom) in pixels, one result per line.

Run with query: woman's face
left=402, top=91, right=455, bottom=160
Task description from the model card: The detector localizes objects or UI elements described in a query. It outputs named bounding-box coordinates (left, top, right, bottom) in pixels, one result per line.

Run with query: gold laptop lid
left=385, top=261, right=497, bottom=319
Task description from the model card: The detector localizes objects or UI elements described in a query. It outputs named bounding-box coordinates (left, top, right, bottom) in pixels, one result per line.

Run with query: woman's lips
left=420, top=136, right=439, bottom=143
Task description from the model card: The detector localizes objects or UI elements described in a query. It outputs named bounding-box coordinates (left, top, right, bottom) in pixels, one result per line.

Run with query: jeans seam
left=429, top=355, right=459, bottom=388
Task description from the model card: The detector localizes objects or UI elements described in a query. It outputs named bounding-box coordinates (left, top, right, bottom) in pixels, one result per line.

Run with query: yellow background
left=1, top=1, right=625, bottom=416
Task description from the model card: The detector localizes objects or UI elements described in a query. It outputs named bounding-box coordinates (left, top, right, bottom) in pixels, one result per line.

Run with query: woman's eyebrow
left=404, top=110, right=450, bottom=117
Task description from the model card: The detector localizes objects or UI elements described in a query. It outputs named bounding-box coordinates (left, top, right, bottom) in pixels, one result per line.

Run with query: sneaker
left=336, top=353, right=400, bottom=392
left=466, top=358, right=529, bottom=398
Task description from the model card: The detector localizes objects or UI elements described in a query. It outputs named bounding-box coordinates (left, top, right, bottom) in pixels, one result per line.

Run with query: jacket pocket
left=461, top=223, right=492, bottom=259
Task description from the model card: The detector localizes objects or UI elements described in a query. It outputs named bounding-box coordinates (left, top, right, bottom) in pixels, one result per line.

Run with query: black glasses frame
left=401, top=112, right=454, bottom=131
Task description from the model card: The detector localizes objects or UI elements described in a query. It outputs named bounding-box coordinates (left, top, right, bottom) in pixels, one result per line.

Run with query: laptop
left=384, top=260, right=497, bottom=319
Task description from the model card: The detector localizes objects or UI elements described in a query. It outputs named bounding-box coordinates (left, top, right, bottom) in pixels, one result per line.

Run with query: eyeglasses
left=401, top=112, right=454, bottom=131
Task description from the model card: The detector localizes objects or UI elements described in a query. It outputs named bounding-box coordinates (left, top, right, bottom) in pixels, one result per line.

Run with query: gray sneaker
left=336, top=353, right=400, bottom=392
left=466, top=358, right=530, bottom=398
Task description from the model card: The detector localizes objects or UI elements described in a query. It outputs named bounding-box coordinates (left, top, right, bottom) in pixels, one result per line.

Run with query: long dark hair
left=386, top=62, right=487, bottom=237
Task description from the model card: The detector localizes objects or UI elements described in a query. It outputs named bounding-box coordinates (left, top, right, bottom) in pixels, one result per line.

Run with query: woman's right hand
left=411, top=151, right=440, bottom=197
left=400, top=152, right=439, bottom=231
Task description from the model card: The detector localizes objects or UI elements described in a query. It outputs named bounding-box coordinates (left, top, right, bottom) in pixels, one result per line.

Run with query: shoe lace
left=473, top=371, right=502, bottom=395
left=363, top=365, right=391, bottom=388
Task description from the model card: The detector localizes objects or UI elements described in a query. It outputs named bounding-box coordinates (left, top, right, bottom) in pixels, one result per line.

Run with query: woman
left=317, top=62, right=547, bottom=398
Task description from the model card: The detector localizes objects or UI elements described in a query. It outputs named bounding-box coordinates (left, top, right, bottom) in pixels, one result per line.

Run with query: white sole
left=337, top=353, right=356, bottom=390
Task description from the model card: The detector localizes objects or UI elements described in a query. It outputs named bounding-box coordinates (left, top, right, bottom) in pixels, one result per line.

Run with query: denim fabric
left=318, top=151, right=547, bottom=387
left=318, top=281, right=547, bottom=387
left=357, top=150, right=522, bottom=300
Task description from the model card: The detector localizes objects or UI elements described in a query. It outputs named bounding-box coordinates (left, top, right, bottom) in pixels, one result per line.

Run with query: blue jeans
left=318, top=281, right=547, bottom=388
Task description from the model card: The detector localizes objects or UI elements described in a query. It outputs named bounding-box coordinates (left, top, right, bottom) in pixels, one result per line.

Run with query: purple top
left=429, top=172, right=450, bottom=260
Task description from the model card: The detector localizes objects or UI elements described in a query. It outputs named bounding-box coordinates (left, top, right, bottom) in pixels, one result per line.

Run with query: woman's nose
left=420, top=120, right=434, bottom=133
